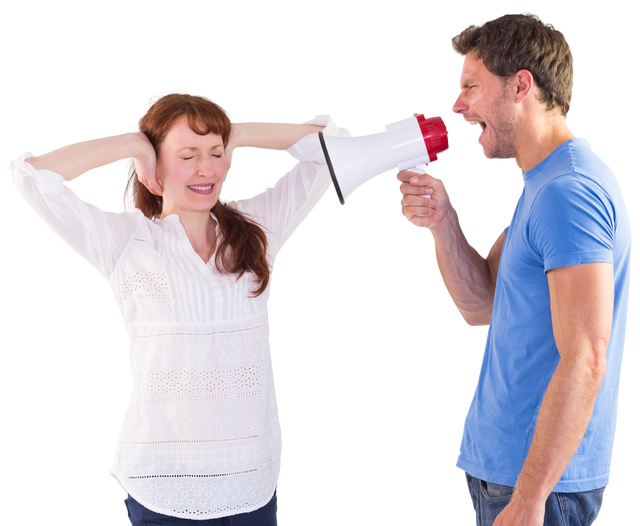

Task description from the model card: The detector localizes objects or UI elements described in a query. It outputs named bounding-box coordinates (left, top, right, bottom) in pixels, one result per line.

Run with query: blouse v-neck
left=155, top=212, right=219, bottom=271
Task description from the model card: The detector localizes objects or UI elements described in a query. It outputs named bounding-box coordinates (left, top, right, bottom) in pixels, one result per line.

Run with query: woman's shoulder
left=102, top=207, right=155, bottom=243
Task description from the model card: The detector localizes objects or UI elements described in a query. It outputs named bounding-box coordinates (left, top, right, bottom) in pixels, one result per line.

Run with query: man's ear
left=513, top=69, right=535, bottom=103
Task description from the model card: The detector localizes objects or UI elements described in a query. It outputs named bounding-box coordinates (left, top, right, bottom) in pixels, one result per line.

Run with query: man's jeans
left=465, top=473, right=605, bottom=526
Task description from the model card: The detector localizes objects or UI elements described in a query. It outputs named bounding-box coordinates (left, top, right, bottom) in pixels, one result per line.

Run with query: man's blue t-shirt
left=456, top=139, right=631, bottom=492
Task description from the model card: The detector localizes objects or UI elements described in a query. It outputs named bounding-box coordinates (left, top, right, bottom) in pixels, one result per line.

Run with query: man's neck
left=515, top=117, right=578, bottom=172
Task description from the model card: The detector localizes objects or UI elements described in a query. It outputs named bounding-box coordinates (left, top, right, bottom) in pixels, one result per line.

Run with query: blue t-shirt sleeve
left=529, top=174, right=615, bottom=272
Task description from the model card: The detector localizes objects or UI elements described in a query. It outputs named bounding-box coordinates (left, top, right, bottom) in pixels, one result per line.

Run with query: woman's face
left=156, top=114, right=228, bottom=218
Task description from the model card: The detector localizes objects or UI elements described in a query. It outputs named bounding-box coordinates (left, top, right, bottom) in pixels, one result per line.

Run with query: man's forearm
left=431, top=209, right=500, bottom=325
left=233, top=120, right=324, bottom=152
left=513, top=355, right=606, bottom=507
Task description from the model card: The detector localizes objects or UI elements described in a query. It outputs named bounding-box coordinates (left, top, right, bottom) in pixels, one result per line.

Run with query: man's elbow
left=589, top=338, right=609, bottom=382
left=460, top=310, right=492, bottom=326
left=462, top=320, right=490, bottom=329
left=557, top=337, right=609, bottom=393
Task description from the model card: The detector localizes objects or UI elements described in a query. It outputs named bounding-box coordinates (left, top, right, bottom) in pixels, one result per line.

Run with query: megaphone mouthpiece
left=416, top=114, right=449, bottom=162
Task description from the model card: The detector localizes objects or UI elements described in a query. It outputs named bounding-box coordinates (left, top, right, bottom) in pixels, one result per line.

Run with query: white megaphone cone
left=318, top=114, right=449, bottom=204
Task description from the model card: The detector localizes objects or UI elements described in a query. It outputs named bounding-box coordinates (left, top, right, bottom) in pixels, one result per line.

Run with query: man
left=398, top=14, right=631, bottom=526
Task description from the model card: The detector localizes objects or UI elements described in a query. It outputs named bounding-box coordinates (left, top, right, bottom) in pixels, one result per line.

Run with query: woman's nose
left=197, top=157, right=215, bottom=176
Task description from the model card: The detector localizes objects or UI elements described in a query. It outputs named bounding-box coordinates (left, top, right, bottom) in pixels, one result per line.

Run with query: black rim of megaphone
left=318, top=131, right=345, bottom=205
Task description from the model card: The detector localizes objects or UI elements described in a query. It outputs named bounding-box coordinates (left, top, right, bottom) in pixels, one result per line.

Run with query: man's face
left=453, top=54, right=518, bottom=159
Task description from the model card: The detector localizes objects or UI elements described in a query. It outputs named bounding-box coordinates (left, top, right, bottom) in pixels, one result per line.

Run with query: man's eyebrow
left=177, top=144, right=224, bottom=152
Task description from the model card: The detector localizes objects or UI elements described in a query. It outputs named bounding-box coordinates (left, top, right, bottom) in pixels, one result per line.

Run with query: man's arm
left=493, top=261, right=613, bottom=525
left=395, top=170, right=505, bottom=329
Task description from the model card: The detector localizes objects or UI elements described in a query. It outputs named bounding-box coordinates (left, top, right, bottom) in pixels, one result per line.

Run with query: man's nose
left=452, top=93, right=467, bottom=114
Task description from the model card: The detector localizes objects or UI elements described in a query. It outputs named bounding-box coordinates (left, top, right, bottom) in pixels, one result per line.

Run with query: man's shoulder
left=566, top=138, right=614, bottom=177
left=530, top=138, right=618, bottom=203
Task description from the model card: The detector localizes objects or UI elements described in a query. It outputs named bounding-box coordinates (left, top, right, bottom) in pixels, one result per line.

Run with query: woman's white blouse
left=12, top=116, right=345, bottom=519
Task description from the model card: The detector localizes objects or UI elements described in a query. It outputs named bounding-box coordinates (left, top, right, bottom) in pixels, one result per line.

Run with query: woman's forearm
left=229, top=123, right=324, bottom=151
left=26, top=132, right=152, bottom=182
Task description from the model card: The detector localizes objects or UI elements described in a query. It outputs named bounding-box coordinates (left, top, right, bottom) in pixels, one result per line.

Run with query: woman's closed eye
left=182, top=155, right=222, bottom=161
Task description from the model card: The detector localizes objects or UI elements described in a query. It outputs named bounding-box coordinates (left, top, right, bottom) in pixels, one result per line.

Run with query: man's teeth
left=189, top=185, right=213, bottom=190
left=470, top=120, right=484, bottom=125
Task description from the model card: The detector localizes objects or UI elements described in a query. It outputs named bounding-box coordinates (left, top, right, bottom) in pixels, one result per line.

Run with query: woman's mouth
left=187, top=184, right=214, bottom=195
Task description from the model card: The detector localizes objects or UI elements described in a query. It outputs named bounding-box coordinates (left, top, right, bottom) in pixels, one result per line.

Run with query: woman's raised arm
left=26, top=132, right=162, bottom=195
left=229, top=120, right=324, bottom=157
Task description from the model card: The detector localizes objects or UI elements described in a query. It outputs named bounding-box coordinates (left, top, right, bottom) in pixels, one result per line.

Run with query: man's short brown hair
left=452, top=14, right=573, bottom=116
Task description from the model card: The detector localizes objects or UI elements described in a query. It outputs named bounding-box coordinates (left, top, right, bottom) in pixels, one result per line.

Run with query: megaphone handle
left=407, top=164, right=431, bottom=199
left=406, top=164, right=432, bottom=216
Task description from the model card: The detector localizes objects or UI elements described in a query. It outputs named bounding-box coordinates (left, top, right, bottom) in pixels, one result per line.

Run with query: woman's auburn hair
left=125, top=93, right=270, bottom=297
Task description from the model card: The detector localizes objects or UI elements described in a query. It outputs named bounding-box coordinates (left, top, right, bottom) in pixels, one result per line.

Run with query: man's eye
left=182, top=156, right=194, bottom=160
left=212, top=154, right=222, bottom=158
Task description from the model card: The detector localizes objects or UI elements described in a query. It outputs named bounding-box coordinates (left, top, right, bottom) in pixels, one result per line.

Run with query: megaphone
left=318, top=114, right=448, bottom=204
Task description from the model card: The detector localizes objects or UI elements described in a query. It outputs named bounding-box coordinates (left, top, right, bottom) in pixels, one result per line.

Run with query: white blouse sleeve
left=234, top=115, right=349, bottom=251
left=11, top=153, right=142, bottom=278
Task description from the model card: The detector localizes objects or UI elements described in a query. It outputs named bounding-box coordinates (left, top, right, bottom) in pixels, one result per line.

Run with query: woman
left=12, top=93, right=347, bottom=525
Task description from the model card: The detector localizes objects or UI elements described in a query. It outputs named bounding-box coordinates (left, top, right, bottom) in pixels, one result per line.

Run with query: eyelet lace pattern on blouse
left=118, top=320, right=281, bottom=518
